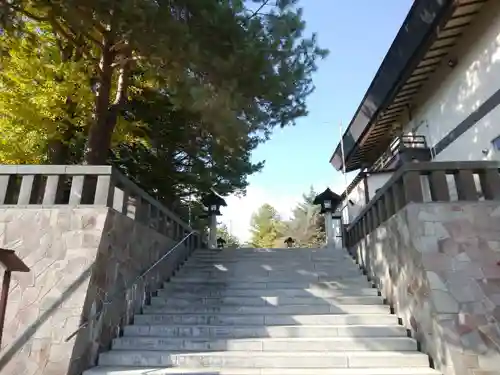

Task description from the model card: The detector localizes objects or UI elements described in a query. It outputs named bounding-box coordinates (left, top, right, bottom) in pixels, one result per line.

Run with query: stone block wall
left=0, top=207, right=192, bottom=375
left=351, top=202, right=500, bottom=375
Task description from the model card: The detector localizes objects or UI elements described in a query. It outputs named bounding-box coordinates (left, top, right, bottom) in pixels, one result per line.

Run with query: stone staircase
left=84, top=248, right=440, bottom=375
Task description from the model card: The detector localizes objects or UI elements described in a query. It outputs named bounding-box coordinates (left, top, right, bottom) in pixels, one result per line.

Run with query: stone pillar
left=209, top=214, right=217, bottom=249
left=325, top=212, right=334, bottom=248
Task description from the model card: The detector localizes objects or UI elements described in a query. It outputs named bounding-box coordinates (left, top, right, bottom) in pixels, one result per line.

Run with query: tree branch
left=9, top=5, right=49, bottom=22
left=112, top=51, right=131, bottom=107
left=49, top=16, right=79, bottom=46
left=74, top=5, right=107, bottom=34
left=111, top=55, right=144, bottom=68
left=110, top=39, right=130, bottom=52
left=29, top=2, right=104, bottom=48
left=247, top=0, right=272, bottom=19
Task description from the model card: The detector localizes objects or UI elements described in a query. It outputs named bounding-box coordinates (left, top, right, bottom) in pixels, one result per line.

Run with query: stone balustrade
left=346, top=161, right=500, bottom=248
left=345, top=160, right=500, bottom=375
left=0, top=165, right=202, bottom=374
left=0, top=165, right=198, bottom=249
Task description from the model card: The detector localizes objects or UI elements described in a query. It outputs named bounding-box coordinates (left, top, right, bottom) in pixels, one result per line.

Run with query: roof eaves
left=329, top=0, right=456, bottom=172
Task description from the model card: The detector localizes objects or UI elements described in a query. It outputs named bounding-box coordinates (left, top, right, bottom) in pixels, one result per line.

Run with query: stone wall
left=0, top=207, right=192, bottom=375
left=351, top=202, right=500, bottom=375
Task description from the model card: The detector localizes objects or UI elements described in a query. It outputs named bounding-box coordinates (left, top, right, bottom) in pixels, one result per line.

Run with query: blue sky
left=222, top=0, right=414, bottom=241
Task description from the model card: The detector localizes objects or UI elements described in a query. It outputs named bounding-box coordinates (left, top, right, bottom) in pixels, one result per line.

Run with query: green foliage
left=1, top=0, right=327, bottom=164
left=248, top=187, right=325, bottom=249
left=112, top=86, right=263, bottom=205
left=249, top=203, right=285, bottom=248
left=0, top=21, right=93, bottom=164
left=283, top=186, right=325, bottom=247
left=0, top=1, right=328, bottom=230
left=217, top=223, right=240, bottom=248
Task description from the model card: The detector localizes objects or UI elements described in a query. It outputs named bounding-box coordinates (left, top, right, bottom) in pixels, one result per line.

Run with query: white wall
left=366, top=173, right=393, bottom=199
left=404, top=0, right=500, bottom=162
left=341, top=2, right=500, bottom=225
left=341, top=172, right=393, bottom=225
left=342, top=178, right=366, bottom=224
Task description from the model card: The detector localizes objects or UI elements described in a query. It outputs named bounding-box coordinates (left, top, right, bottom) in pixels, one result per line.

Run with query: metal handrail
left=373, top=135, right=429, bottom=171
left=64, top=230, right=196, bottom=342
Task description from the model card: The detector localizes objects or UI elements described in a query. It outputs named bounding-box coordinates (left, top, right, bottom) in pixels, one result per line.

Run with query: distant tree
left=217, top=223, right=240, bottom=248
left=249, top=203, right=284, bottom=248
left=283, top=186, right=325, bottom=247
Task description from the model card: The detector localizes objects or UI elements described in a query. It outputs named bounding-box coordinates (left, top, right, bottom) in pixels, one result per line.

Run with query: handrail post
left=0, top=249, right=29, bottom=348
left=0, top=270, right=11, bottom=347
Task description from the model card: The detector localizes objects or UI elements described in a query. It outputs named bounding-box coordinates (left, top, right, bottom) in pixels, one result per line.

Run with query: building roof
left=330, top=0, right=489, bottom=173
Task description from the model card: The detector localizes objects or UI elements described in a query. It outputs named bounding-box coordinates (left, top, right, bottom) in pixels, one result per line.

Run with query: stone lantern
left=201, top=190, right=227, bottom=249
left=217, top=237, right=226, bottom=249
left=313, top=188, right=341, bottom=248
left=284, top=237, right=295, bottom=248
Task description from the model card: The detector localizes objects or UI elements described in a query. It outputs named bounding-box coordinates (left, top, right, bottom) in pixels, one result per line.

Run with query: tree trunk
left=84, top=38, right=116, bottom=165
left=47, top=139, right=69, bottom=165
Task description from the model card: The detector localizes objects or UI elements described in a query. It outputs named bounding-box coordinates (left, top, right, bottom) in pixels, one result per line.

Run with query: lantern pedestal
left=209, top=214, right=217, bottom=249
left=325, top=212, right=334, bottom=248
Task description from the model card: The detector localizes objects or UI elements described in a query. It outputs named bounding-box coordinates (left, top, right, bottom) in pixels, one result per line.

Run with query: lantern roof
left=313, top=188, right=341, bottom=205
left=201, top=190, right=227, bottom=208
left=313, top=188, right=342, bottom=213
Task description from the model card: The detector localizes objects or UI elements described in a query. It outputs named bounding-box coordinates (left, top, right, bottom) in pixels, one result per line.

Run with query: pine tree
left=249, top=203, right=284, bottom=248
left=2, top=0, right=328, bottom=164
left=284, top=187, right=325, bottom=247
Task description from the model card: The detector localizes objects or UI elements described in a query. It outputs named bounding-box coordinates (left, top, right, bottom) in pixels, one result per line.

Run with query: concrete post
left=325, top=212, right=334, bottom=248
left=209, top=214, right=217, bottom=249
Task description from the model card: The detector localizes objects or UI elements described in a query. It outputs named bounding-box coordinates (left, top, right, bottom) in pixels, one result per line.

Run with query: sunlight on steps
left=84, top=248, right=441, bottom=375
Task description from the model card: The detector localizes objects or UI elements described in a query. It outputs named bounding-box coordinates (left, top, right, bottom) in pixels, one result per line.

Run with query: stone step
left=184, top=258, right=357, bottom=265
left=85, top=366, right=441, bottom=375
left=191, top=250, right=346, bottom=255
left=123, top=324, right=408, bottom=339
left=170, top=275, right=365, bottom=283
left=194, top=248, right=344, bottom=253
left=142, top=304, right=389, bottom=315
left=98, top=350, right=430, bottom=368
left=112, top=337, right=418, bottom=352
left=188, top=257, right=354, bottom=264
left=167, top=277, right=371, bottom=286
left=191, top=252, right=352, bottom=261
left=184, top=262, right=358, bottom=269
left=149, top=295, right=384, bottom=307
left=176, top=271, right=364, bottom=278
left=163, top=280, right=373, bottom=290
left=191, top=250, right=347, bottom=255
left=133, top=313, right=400, bottom=326
left=183, top=260, right=357, bottom=267
left=174, top=269, right=363, bottom=278
left=157, top=287, right=379, bottom=298
left=84, top=246, right=437, bottom=375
